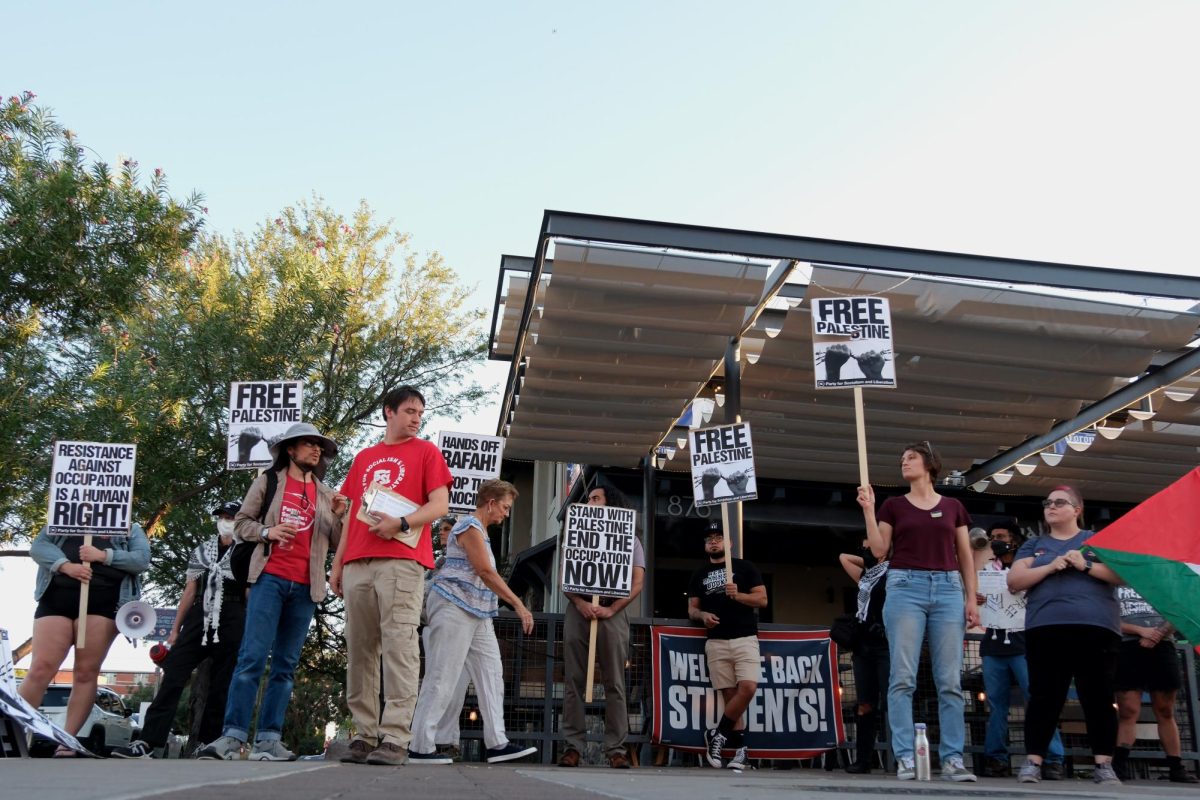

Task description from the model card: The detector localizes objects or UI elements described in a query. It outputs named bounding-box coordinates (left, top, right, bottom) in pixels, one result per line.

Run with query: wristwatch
left=400, top=517, right=411, bottom=533
left=1083, top=559, right=1094, bottom=573
left=261, top=527, right=271, bottom=543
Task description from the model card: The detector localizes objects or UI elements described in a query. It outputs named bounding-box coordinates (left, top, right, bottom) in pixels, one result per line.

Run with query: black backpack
left=229, top=469, right=280, bottom=584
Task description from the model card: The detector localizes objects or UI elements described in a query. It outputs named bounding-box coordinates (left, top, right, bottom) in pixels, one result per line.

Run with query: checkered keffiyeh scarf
left=186, top=537, right=236, bottom=644
left=855, top=559, right=889, bottom=623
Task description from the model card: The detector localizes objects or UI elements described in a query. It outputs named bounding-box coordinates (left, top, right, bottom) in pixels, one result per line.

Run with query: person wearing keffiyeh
left=111, top=501, right=251, bottom=759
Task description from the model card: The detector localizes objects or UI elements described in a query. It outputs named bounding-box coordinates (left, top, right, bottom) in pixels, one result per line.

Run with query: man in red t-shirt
left=331, top=386, right=452, bottom=766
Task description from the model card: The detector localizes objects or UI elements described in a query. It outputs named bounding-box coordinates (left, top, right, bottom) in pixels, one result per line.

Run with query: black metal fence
left=425, top=613, right=1200, bottom=774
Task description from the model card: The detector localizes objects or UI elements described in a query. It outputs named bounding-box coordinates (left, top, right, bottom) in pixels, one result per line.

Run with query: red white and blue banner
left=650, top=626, right=844, bottom=758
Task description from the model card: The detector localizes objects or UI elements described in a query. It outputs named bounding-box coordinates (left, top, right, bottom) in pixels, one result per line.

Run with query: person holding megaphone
left=19, top=520, right=150, bottom=757
left=112, top=501, right=250, bottom=759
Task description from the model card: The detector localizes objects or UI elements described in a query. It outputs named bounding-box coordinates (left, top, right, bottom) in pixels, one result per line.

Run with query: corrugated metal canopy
left=738, top=266, right=1200, bottom=502
left=491, top=218, right=1200, bottom=504
left=501, top=241, right=773, bottom=464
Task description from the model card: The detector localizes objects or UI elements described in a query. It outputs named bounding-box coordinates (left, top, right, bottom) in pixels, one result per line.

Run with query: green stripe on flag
left=1089, top=546, right=1200, bottom=644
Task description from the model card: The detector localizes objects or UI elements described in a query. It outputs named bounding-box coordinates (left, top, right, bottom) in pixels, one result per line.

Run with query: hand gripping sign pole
left=76, top=534, right=92, bottom=650
left=561, top=503, right=638, bottom=702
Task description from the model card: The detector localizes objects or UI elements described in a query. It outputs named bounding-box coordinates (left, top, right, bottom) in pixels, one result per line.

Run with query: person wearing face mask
left=198, top=423, right=348, bottom=761
left=973, top=522, right=1064, bottom=779
left=112, top=501, right=251, bottom=758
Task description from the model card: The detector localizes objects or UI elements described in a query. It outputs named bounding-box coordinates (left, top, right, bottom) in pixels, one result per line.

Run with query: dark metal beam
left=962, top=347, right=1200, bottom=485
left=542, top=210, right=1200, bottom=300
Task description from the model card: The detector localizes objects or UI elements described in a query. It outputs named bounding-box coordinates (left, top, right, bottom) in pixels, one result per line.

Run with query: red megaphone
left=149, top=643, right=170, bottom=664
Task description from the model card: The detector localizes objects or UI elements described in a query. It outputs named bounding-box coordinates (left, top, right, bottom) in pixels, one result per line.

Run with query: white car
left=31, top=684, right=136, bottom=757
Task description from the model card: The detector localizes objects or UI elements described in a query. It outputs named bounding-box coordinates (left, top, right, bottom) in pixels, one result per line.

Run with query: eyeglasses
left=296, top=439, right=324, bottom=449
left=1042, top=498, right=1076, bottom=509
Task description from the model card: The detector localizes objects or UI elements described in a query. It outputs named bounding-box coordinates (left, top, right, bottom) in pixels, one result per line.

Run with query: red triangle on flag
left=1087, top=467, right=1200, bottom=564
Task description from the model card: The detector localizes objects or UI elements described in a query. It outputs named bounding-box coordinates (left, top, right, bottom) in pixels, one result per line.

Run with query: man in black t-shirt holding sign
left=687, top=521, right=767, bottom=772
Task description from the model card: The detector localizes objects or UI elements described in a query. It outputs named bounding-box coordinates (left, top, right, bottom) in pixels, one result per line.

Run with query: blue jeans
left=221, top=573, right=316, bottom=743
left=983, top=653, right=1063, bottom=763
left=883, top=569, right=965, bottom=763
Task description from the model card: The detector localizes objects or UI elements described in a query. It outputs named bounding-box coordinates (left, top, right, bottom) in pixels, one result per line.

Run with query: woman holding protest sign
left=408, top=479, right=537, bottom=764
left=19, top=523, right=151, bottom=756
left=857, top=441, right=978, bottom=782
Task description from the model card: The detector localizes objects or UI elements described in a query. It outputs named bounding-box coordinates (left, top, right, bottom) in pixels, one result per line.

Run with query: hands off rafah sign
left=811, top=296, right=896, bottom=390
left=437, top=431, right=504, bottom=513
left=689, top=422, right=756, bottom=507
left=561, top=504, right=637, bottom=598
left=227, top=381, right=304, bottom=470
left=47, top=441, right=136, bottom=536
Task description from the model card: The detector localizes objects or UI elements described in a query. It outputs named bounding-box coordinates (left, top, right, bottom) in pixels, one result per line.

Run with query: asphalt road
left=2, top=759, right=1197, bottom=800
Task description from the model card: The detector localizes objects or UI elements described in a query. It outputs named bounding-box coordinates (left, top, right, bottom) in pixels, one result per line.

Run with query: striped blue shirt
left=430, top=515, right=498, bottom=618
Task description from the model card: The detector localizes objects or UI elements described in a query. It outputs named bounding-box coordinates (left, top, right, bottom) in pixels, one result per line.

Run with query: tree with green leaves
left=41, top=198, right=486, bottom=751
left=1, top=91, right=204, bottom=539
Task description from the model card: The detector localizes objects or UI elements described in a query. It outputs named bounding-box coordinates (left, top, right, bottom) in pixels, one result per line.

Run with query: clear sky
left=2, top=1, right=1197, bottom=670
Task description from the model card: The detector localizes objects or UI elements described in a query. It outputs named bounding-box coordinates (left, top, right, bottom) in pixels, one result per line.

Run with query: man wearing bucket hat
left=113, top=500, right=251, bottom=759
left=198, top=423, right=348, bottom=761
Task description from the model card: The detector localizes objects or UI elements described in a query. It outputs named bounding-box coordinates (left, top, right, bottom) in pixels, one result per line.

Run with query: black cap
left=211, top=501, right=241, bottom=517
left=704, top=519, right=722, bottom=536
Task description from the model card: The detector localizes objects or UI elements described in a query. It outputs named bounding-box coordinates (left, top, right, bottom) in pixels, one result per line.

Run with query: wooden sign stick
left=854, top=387, right=870, bottom=487
left=584, top=594, right=600, bottom=702
left=721, top=503, right=733, bottom=583
left=76, top=534, right=91, bottom=650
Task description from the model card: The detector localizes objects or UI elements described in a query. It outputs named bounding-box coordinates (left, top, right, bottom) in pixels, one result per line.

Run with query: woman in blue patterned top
left=408, top=479, right=537, bottom=764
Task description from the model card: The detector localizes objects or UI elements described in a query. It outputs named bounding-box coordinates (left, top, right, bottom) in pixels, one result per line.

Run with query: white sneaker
left=942, top=757, right=977, bottom=782
left=897, top=757, right=916, bottom=780
left=249, top=739, right=296, bottom=761
left=197, top=736, right=244, bottom=760
left=726, top=746, right=749, bottom=772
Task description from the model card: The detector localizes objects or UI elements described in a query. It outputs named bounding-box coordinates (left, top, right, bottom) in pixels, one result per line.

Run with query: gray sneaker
left=196, top=736, right=244, bottom=760
left=250, top=739, right=297, bottom=761
left=941, top=757, right=977, bottom=782
left=897, top=757, right=916, bottom=780
left=1017, top=759, right=1041, bottom=783
left=1093, top=762, right=1122, bottom=785
left=726, top=746, right=749, bottom=772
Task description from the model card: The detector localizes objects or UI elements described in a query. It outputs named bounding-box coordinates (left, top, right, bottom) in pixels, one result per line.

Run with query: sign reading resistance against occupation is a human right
left=689, top=421, right=757, bottom=508
left=560, top=503, right=637, bottom=598
left=811, top=296, right=897, bottom=390
left=47, top=441, right=137, bottom=536
left=437, top=430, right=505, bottom=513
left=226, top=381, right=304, bottom=470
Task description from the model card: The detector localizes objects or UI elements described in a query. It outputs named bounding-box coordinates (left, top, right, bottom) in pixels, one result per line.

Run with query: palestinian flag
left=1086, top=466, right=1200, bottom=643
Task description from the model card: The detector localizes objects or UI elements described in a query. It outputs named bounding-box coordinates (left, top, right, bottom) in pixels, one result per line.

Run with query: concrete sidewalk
left=2, top=760, right=1197, bottom=800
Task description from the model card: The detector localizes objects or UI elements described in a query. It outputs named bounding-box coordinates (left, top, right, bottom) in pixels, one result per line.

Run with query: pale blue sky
left=3, top=1, right=1197, bottom=668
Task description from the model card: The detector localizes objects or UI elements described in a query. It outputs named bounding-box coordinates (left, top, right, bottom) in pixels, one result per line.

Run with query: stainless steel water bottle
left=914, top=723, right=931, bottom=781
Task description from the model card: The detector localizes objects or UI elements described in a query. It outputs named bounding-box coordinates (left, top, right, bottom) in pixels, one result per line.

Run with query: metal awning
left=491, top=212, right=1200, bottom=503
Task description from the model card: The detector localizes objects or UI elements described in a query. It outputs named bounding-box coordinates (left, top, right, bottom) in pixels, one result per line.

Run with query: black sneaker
left=408, top=749, right=453, bottom=765
left=111, top=740, right=154, bottom=759
left=1170, top=765, right=1199, bottom=784
left=486, top=743, right=538, bottom=763
left=704, top=728, right=727, bottom=769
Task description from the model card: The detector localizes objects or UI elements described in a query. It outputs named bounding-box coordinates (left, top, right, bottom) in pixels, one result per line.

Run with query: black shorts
left=1113, top=638, right=1181, bottom=693
left=34, top=580, right=122, bottom=620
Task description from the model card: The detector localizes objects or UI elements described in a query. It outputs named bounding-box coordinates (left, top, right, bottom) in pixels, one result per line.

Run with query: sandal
left=53, top=744, right=78, bottom=758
